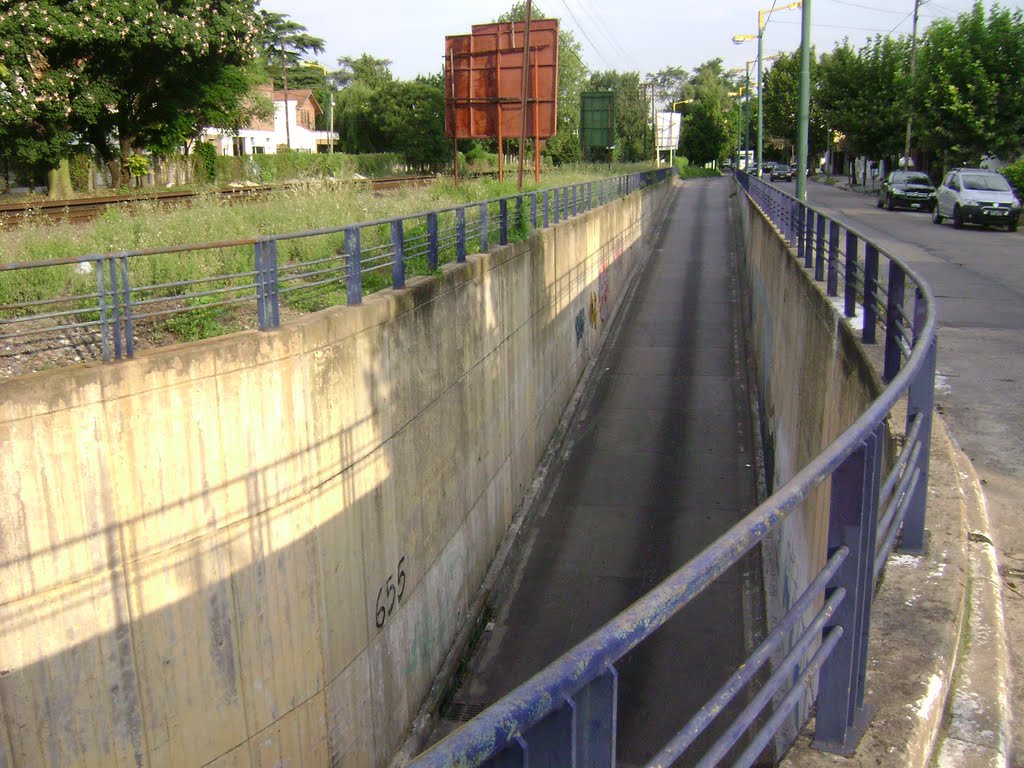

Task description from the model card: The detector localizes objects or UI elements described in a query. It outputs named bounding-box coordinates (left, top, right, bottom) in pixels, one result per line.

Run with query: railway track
left=0, top=174, right=437, bottom=226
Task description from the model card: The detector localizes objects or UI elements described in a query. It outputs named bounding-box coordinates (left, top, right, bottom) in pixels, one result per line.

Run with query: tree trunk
left=46, top=157, right=74, bottom=200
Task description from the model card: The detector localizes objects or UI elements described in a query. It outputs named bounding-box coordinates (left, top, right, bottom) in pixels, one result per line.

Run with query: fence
left=0, top=169, right=669, bottom=366
left=405, top=170, right=937, bottom=766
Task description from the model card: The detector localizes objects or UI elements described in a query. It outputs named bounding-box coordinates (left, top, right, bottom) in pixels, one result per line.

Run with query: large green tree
left=762, top=50, right=830, bottom=161
left=1, top=0, right=264, bottom=192
left=371, top=75, right=449, bottom=170
left=914, top=2, right=1024, bottom=165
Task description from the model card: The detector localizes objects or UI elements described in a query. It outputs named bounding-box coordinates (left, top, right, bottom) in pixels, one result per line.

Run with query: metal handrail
left=0, top=169, right=670, bottom=365
left=407, top=170, right=937, bottom=767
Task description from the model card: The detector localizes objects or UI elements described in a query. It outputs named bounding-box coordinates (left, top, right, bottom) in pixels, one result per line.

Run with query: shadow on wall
left=0, top=184, right=669, bottom=768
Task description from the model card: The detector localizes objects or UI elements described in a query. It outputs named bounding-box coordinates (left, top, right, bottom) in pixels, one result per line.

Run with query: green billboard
left=581, top=92, right=615, bottom=162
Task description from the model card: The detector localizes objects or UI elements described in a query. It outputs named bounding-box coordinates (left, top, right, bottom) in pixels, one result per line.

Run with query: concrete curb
left=934, top=431, right=1013, bottom=766
left=780, top=414, right=1011, bottom=766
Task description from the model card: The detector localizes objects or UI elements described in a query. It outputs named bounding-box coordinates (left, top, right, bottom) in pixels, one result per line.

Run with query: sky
left=258, top=0, right=1012, bottom=90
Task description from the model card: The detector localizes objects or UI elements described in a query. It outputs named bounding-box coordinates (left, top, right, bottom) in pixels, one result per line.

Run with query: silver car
left=933, top=168, right=1020, bottom=232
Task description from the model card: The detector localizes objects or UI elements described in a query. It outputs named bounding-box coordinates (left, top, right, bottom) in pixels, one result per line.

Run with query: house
left=201, top=84, right=337, bottom=155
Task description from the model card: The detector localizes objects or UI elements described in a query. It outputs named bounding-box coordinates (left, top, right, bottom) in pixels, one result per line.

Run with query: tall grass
left=0, top=163, right=655, bottom=327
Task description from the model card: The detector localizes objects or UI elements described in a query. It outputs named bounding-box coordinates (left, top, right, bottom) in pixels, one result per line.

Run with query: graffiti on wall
left=575, top=308, right=585, bottom=346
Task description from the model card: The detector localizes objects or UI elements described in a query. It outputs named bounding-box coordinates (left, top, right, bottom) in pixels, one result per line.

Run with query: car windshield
left=961, top=174, right=1011, bottom=192
left=892, top=173, right=931, bottom=185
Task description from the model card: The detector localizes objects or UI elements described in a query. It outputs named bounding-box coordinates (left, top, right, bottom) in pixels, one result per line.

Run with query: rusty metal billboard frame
left=444, top=19, right=560, bottom=142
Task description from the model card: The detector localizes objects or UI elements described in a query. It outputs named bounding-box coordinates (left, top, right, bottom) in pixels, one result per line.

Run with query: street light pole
left=757, top=12, right=765, bottom=176
left=796, top=0, right=812, bottom=200
left=902, top=0, right=922, bottom=169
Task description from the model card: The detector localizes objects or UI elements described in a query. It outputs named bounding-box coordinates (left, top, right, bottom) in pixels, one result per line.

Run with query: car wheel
left=932, top=206, right=943, bottom=224
left=1009, top=220, right=1018, bottom=233
left=952, top=205, right=964, bottom=229
left=886, top=194, right=894, bottom=211
left=876, top=196, right=883, bottom=209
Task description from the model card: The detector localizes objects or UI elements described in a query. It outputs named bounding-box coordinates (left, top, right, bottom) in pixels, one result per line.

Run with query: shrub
left=1000, top=160, right=1024, bottom=198
left=193, top=142, right=218, bottom=183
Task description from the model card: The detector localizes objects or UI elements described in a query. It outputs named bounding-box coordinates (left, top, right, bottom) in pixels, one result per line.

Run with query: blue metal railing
left=0, top=169, right=669, bottom=365
left=407, top=170, right=937, bottom=767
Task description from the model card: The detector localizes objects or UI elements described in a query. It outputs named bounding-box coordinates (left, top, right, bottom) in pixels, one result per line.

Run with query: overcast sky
left=258, top=0, right=1009, bottom=87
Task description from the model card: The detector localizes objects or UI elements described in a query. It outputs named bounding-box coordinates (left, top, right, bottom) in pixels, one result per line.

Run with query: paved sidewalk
left=431, top=177, right=762, bottom=765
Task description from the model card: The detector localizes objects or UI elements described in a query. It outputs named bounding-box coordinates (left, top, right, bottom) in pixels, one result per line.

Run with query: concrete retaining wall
left=734, top=186, right=886, bottom=745
left=0, top=181, right=670, bottom=768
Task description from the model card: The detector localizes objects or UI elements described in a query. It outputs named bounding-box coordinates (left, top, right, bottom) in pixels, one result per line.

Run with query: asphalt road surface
left=778, top=176, right=1024, bottom=764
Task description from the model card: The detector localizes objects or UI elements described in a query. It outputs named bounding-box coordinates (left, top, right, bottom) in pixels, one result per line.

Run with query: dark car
left=771, top=163, right=794, bottom=181
left=877, top=171, right=936, bottom=212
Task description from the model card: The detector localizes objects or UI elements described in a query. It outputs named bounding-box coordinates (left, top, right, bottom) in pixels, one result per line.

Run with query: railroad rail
left=0, top=174, right=437, bottom=226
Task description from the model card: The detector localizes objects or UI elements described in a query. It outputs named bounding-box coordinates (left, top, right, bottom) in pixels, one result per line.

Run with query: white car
left=933, top=168, right=1020, bottom=232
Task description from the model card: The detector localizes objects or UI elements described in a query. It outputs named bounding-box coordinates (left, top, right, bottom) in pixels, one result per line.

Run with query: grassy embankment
left=0, top=164, right=658, bottom=343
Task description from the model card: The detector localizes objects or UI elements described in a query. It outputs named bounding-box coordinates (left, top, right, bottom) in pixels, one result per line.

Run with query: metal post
left=427, top=211, right=439, bottom=270
left=118, top=254, right=134, bottom=358
left=827, top=221, right=839, bottom=296
left=345, top=226, right=362, bottom=305
left=862, top=244, right=879, bottom=344
left=813, top=427, right=881, bottom=755
left=542, top=191, right=549, bottom=228
left=480, top=202, right=490, bottom=252
left=804, top=208, right=815, bottom=269
left=456, top=208, right=466, bottom=263
left=844, top=231, right=859, bottom=318
left=815, top=214, right=826, bottom=281
left=883, top=263, right=906, bottom=382
left=267, top=238, right=280, bottom=328
left=900, top=299, right=934, bottom=553
left=499, top=199, right=509, bottom=245
left=531, top=192, right=538, bottom=228
left=574, top=667, right=617, bottom=768
left=392, top=220, right=406, bottom=287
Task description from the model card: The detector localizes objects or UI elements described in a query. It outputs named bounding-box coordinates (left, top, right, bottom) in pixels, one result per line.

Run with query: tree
left=760, top=50, right=829, bottom=162
left=816, top=38, right=908, bottom=161
left=914, top=2, right=1024, bottom=166
left=1, top=0, right=264, bottom=193
left=681, top=98, right=729, bottom=166
left=372, top=75, right=449, bottom=169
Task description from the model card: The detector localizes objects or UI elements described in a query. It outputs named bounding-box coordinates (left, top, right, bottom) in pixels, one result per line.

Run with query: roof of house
left=271, top=88, right=323, bottom=115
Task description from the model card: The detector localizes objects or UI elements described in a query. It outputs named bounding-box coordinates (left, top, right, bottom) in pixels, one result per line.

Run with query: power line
left=826, top=0, right=913, bottom=16
left=568, top=0, right=633, bottom=67
left=556, top=0, right=615, bottom=69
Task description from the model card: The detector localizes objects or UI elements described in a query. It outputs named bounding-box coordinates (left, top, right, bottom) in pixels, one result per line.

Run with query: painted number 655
left=375, top=556, right=407, bottom=629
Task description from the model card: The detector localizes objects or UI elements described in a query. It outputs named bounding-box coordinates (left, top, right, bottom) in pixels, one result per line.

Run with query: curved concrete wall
left=0, top=182, right=670, bottom=768
left=734, top=186, right=888, bottom=748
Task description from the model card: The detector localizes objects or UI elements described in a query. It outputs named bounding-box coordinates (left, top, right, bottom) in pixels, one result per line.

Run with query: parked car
left=877, top=171, right=936, bottom=211
left=771, top=163, right=794, bottom=181
left=933, top=168, right=1020, bottom=232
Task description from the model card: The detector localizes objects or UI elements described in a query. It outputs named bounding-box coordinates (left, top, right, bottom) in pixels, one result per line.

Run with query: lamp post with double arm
left=733, top=0, right=801, bottom=176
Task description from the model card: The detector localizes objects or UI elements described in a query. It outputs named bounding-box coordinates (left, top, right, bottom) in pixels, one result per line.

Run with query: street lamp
left=733, top=0, right=802, bottom=176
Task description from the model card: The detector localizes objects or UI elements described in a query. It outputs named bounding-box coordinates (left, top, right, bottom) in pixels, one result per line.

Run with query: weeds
left=1, top=164, right=657, bottom=347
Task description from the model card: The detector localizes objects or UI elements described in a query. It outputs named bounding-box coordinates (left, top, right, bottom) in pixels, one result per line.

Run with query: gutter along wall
left=0, top=181, right=670, bottom=767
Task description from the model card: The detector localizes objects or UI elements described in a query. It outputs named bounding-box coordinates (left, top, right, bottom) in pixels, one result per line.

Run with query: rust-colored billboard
left=444, top=19, right=559, bottom=140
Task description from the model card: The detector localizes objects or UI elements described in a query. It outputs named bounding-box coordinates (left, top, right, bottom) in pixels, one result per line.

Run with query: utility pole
left=902, top=0, right=922, bottom=169
left=281, top=40, right=292, bottom=150
left=649, top=83, right=657, bottom=165
left=795, top=0, right=812, bottom=200
left=517, top=0, right=533, bottom=192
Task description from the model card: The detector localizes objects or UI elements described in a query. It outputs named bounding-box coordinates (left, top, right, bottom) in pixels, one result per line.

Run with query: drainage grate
left=443, top=700, right=489, bottom=722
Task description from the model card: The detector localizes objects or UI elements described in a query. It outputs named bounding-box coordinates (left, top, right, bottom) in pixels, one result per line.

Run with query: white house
left=201, top=84, right=337, bottom=155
